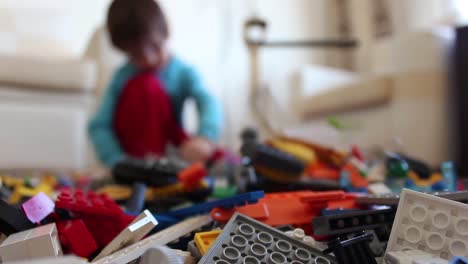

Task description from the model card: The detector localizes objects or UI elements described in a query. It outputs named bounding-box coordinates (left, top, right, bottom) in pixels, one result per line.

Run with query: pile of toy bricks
left=0, top=129, right=467, bottom=263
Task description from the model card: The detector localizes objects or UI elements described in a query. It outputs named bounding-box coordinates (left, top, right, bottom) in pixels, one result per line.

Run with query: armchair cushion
left=0, top=55, right=97, bottom=92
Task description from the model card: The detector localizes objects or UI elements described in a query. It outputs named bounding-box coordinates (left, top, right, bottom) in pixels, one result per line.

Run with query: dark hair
left=107, top=0, right=169, bottom=51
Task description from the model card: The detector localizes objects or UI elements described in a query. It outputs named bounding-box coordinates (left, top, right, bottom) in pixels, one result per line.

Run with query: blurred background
left=0, top=0, right=467, bottom=173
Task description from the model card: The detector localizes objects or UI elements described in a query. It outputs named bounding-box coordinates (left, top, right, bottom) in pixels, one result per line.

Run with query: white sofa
left=286, top=28, right=454, bottom=166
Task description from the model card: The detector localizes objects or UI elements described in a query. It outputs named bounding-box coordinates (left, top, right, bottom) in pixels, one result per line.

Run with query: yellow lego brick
left=8, top=175, right=56, bottom=204
left=96, top=185, right=132, bottom=200
left=408, top=171, right=443, bottom=187
left=194, top=230, right=222, bottom=255
left=96, top=181, right=210, bottom=201
left=268, top=139, right=317, bottom=164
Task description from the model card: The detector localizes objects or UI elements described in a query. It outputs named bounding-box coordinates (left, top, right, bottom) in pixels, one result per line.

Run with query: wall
left=0, top=0, right=334, bottom=149
left=0, top=0, right=112, bottom=58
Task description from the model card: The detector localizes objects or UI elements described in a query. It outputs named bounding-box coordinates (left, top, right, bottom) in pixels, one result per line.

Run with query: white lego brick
left=93, top=210, right=158, bottom=261
left=4, top=256, right=88, bottom=264
left=412, top=258, right=448, bottom=264
left=386, top=250, right=436, bottom=264
left=0, top=223, right=62, bottom=262
left=91, top=214, right=212, bottom=264
left=385, top=189, right=468, bottom=261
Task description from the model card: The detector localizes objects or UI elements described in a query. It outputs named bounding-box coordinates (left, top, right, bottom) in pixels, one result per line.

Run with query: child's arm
left=182, top=67, right=223, bottom=141
left=88, top=67, right=133, bottom=167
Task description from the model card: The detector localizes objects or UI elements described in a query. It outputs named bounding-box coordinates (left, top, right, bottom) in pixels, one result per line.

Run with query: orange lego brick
left=305, top=162, right=340, bottom=181
left=194, top=230, right=222, bottom=255
left=177, top=162, right=207, bottom=191
left=342, top=163, right=368, bottom=188
left=211, top=191, right=321, bottom=227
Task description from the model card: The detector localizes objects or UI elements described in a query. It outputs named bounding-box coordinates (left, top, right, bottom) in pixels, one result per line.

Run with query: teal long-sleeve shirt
left=88, top=56, right=223, bottom=167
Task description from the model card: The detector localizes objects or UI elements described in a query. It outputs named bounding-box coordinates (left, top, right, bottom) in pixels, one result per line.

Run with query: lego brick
left=188, top=240, right=202, bottom=260
left=91, top=214, right=212, bottom=264
left=356, top=191, right=468, bottom=206
left=56, top=189, right=124, bottom=217
left=138, top=247, right=196, bottom=264
left=211, top=191, right=353, bottom=227
left=178, top=162, right=207, bottom=191
left=82, top=214, right=135, bottom=248
left=313, top=208, right=396, bottom=237
left=385, top=189, right=468, bottom=261
left=451, top=257, right=468, bottom=264
left=21, top=192, right=55, bottom=224
left=3, top=256, right=88, bottom=264
left=125, top=182, right=147, bottom=215
left=198, top=213, right=336, bottom=264
left=0, top=199, right=35, bottom=236
left=165, top=191, right=264, bottom=219
left=8, top=175, right=56, bottom=204
left=93, top=210, right=158, bottom=261
left=0, top=223, right=62, bottom=262
left=385, top=249, right=447, bottom=264
left=112, top=157, right=179, bottom=186
left=284, top=228, right=316, bottom=247
left=194, top=229, right=222, bottom=255
left=57, top=219, right=98, bottom=258
left=323, top=232, right=376, bottom=264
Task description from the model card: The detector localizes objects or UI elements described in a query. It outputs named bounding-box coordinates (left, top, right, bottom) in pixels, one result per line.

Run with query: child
left=88, top=0, right=223, bottom=167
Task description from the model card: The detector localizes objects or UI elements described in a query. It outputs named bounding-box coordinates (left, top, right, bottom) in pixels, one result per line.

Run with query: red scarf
left=114, top=72, right=188, bottom=158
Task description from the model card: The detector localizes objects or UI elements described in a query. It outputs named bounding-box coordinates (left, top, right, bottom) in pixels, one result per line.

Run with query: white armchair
left=286, top=28, right=454, bottom=166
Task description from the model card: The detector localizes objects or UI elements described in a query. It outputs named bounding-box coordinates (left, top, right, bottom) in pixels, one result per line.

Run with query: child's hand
left=180, top=137, right=215, bottom=163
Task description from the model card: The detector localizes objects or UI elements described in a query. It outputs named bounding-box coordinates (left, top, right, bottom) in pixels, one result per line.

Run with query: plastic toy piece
left=313, top=208, right=396, bottom=238
left=8, top=175, right=56, bottom=204
left=385, top=249, right=448, bottom=264
left=355, top=191, right=468, bottom=206
left=137, top=247, right=195, bottom=264
left=0, top=199, right=35, bottom=235
left=56, top=189, right=134, bottom=247
left=0, top=223, right=62, bottom=262
left=323, top=232, right=376, bottom=264
left=451, top=257, right=468, bottom=264
left=178, top=162, right=207, bottom=191
left=211, top=191, right=317, bottom=226
left=91, top=214, right=212, bottom=264
left=55, top=189, right=124, bottom=217
left=187, top=240, right=202, bottom=260
left=306, top=162, right=340, bottom=181
left=341, top=162, right=368, bottom=188
left=385, top=189, right=468, bottom=261
left=94, top=210, right=158, bottom=261
left=267, top=138, right=317, bottom=164
left=194, top=230, right=222, bottom=255
left=4, top=256, right=88, bottom=264
left=211, top=191, right=355, bottom=227
left=125, top=182, right=147, bottom=215
left=21, top=192, right=55, bottom=223
left=166, top=191, right=264, bottom=219
left=57, top=219, right=98, bottom=258
left=241, top=140, right=305, bottom=183
left=112, top=157, right=180, bottom=187
left=199, top=213, right=336, bottom=264
left=285, top=228, right=316, bottom=247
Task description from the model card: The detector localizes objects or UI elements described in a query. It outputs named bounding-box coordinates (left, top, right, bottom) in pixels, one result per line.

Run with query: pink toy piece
left=21, top=192, right=55, bottom=223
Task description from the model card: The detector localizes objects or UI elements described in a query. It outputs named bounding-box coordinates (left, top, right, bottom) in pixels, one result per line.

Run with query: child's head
left=107, top=0, right=169, bottom=71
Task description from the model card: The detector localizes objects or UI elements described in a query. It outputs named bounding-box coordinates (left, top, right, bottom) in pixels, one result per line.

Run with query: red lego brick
left=351, top=145, right=365, bottom=162
left=81, top=214, right=134, bottom=248
left=55, top=189, right=123, bottom=216
left=342, top=163, right=368, bottom=188
left=57, top=219, right=98, bottom=258
left=178, top=162, right=207, bottom=191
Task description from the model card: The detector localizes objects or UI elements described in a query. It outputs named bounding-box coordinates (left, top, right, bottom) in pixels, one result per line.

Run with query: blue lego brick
left=451, top=257, right=468, bottom=264
left=165, top=191, right=264, bottom=219
left=321, top=209, right=361, bottom=216
left=198, top=213, right=336, bottom=264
